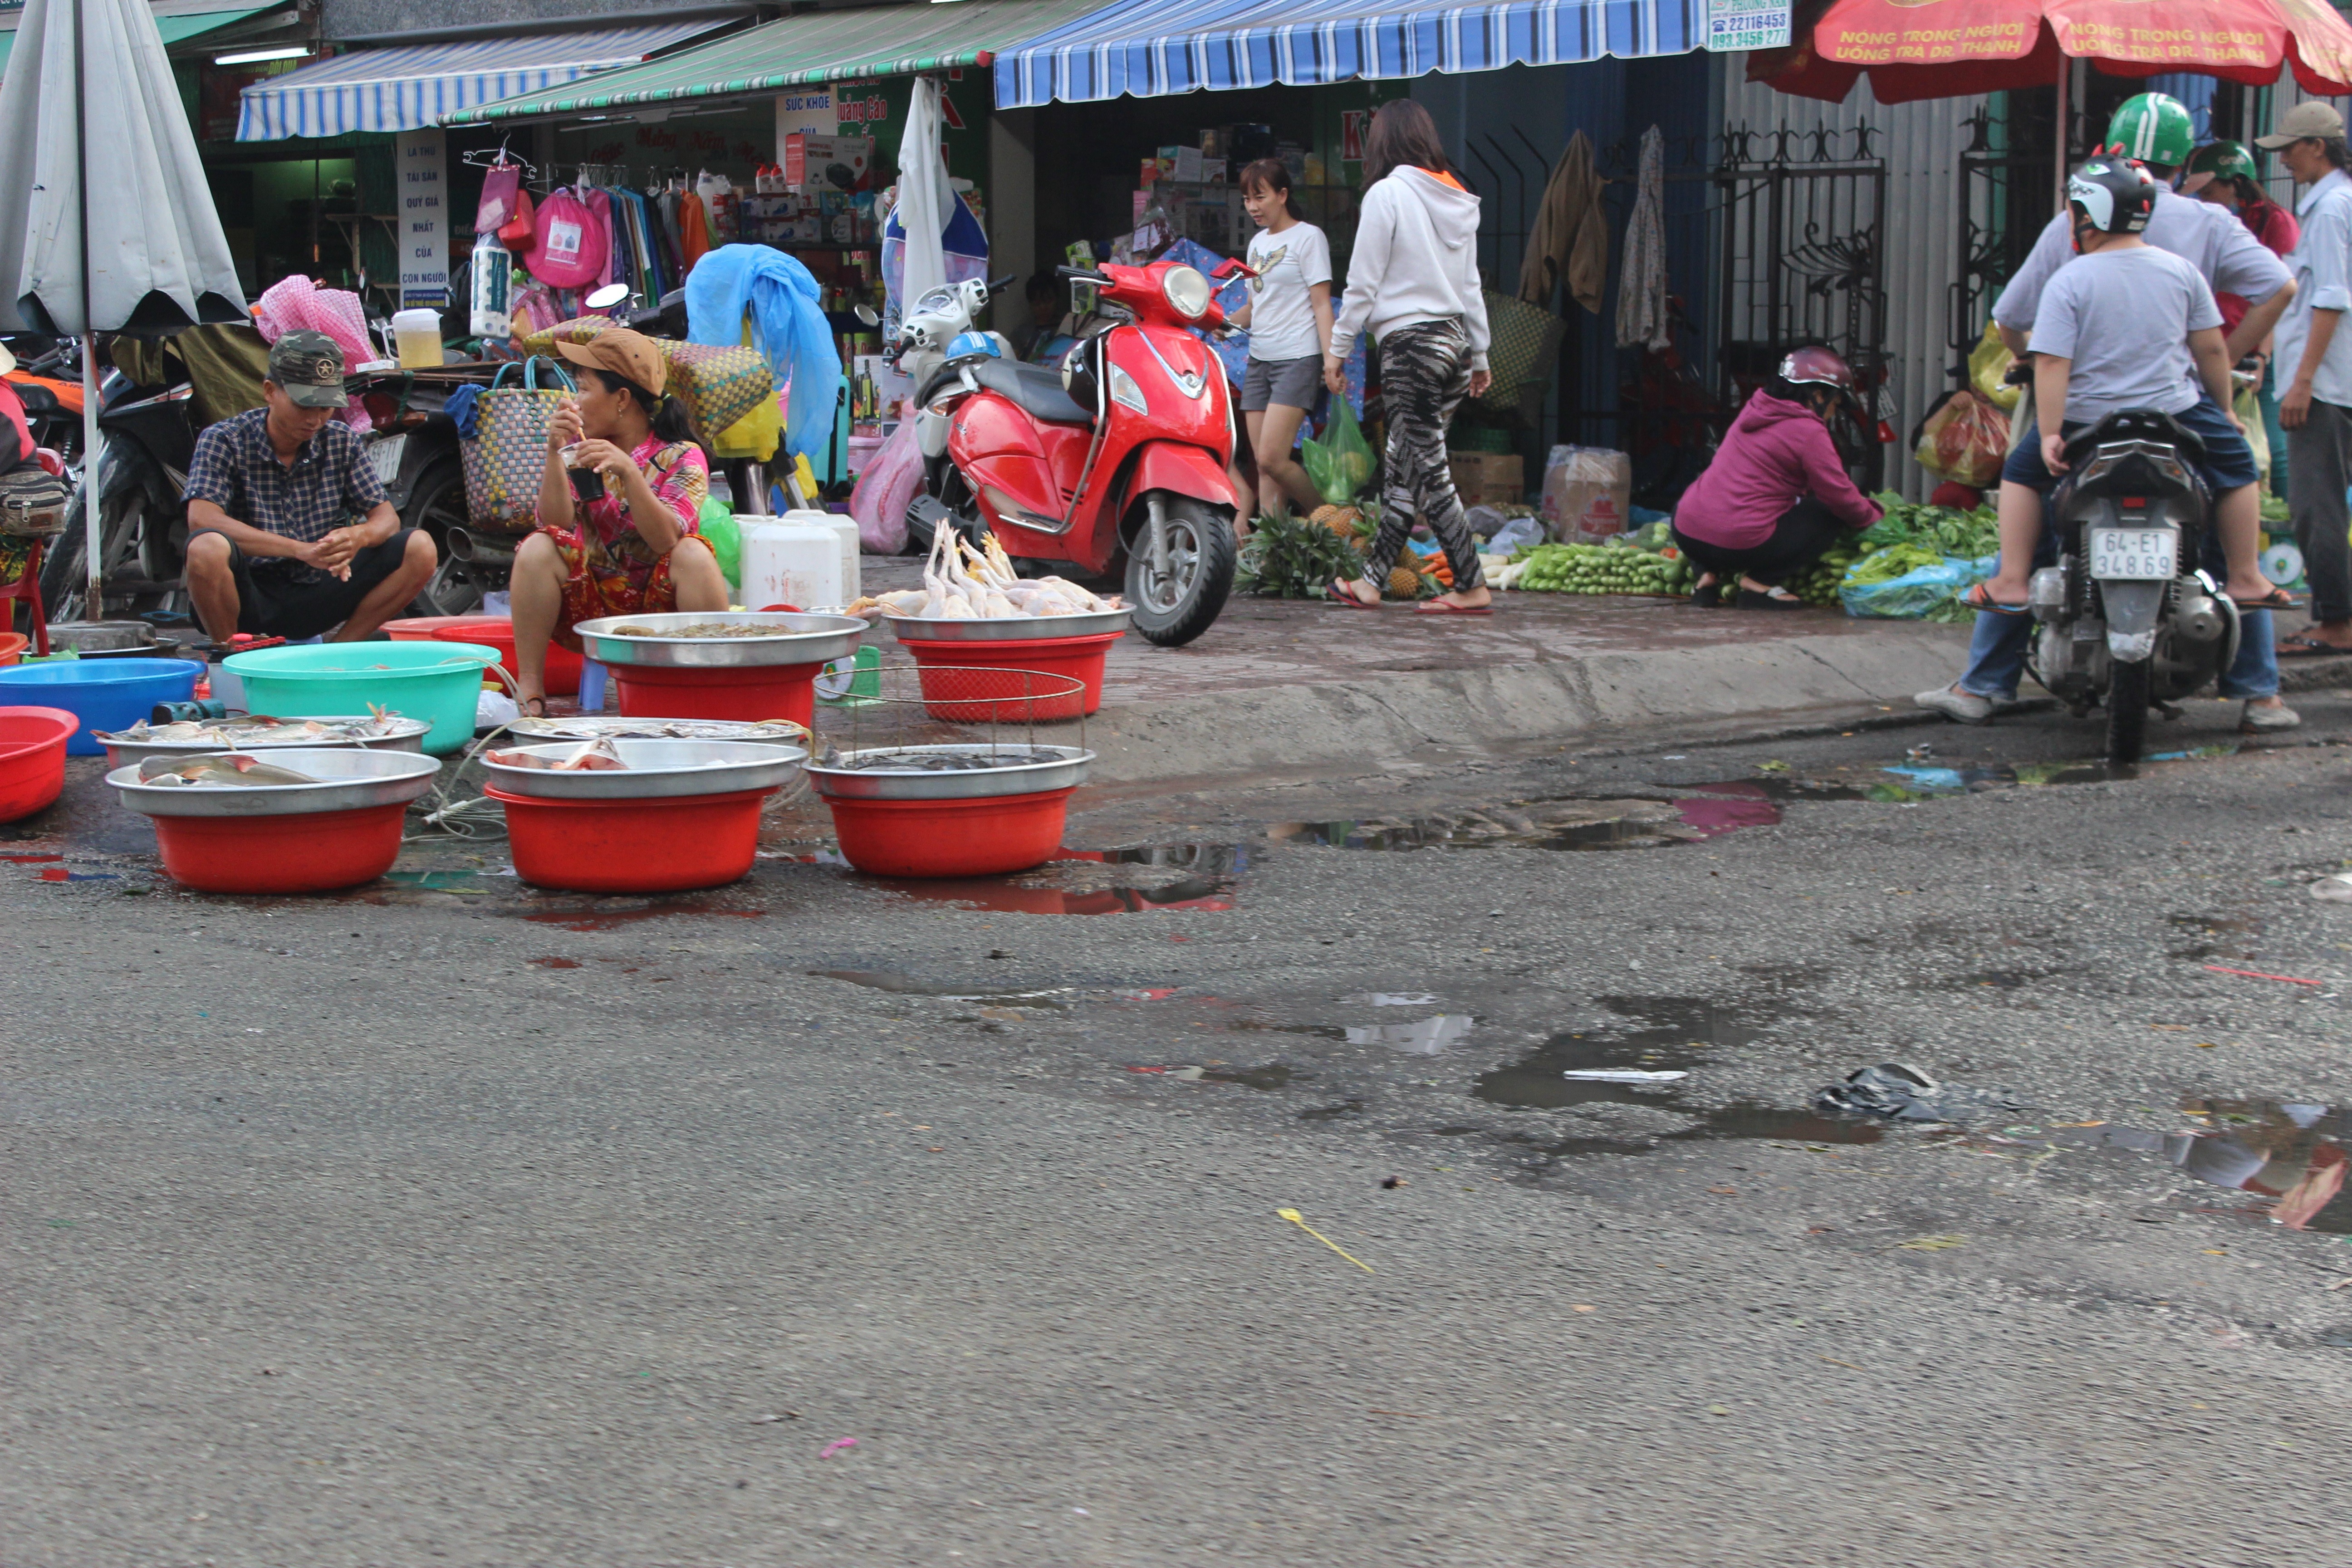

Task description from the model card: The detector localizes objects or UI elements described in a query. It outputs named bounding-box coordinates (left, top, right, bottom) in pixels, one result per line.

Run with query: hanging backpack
left=526, top=186, right=605, bottom=289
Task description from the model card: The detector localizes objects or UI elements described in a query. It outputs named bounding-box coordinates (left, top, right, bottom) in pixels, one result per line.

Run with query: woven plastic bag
left=515, top=315, right=615, bottom=358
left=1912, top=389, right=2009, bottom=489
left=659, top=341, right=771, bottom=439
left=459, top=356, right=575, bottom=534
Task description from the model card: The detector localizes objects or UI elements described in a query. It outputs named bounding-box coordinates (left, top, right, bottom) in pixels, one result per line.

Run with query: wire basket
left=818, top=659, right=1087, bottom=761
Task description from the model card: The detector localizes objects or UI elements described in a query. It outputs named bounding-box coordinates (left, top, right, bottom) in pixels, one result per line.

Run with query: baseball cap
left=2255, top=100, right=2346, bottom=150
left=551, top=328, right=668, bottom=398
left=266, top=330, right=349, bottom=409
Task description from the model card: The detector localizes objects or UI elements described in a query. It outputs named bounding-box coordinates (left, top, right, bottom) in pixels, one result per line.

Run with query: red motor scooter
left=904, top=260, right=1246, bottom=647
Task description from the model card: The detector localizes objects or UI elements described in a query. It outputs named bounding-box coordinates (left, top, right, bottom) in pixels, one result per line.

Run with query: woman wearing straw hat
left=509, top=328, right=729, bottom=715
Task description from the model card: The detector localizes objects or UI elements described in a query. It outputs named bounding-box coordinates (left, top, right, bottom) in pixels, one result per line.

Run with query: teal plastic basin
left=225, top=641, right=500, bottom=755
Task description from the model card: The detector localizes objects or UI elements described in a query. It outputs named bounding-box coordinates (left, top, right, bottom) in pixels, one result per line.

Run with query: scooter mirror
left=853, top=304, right=880, bottom=327
left=585, top=282, right=632, bottom=312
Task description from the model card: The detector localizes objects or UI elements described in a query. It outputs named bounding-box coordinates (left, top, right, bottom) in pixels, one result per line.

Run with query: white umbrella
left=0, top=0, right=247, bottom=614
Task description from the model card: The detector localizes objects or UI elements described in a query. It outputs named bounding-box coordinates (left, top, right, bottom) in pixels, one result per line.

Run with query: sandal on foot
left=2278, top=633, right=2352, bottom=658
left=2230, top=586, right=2298, bottom=610
left=1736, top=587, right=1804, bottom=611
left=517, top=696, right=548, bottom=718
left=1690, top=578, right=1725, bottom=608
left=1327, top=579, right=1379, bottom=609
left=1961, top=583, right=2032, bottom=615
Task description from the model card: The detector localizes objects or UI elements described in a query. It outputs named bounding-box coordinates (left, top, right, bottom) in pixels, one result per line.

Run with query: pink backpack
left=525, top=186, right=605, bottom=289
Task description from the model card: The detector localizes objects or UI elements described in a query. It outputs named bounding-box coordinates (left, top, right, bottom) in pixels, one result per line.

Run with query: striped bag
left=459, top=356, right=576, bottom=534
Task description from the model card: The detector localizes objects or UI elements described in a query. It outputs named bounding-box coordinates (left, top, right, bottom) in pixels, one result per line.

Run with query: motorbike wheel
left=2107, top=656, right=2151, bottom=766
left=1125, top=493, right=1235, bottom=648
left=403, top=459, right=487, bottom=616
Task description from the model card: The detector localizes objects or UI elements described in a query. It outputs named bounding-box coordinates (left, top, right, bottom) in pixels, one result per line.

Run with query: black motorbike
left=36, top=367, right=201, bottom=623
left=2028, top=408, right=2237, bottom=764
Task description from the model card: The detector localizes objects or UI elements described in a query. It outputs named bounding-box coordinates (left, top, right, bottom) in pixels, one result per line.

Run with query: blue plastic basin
left=0, top=657, right=205, bottom=755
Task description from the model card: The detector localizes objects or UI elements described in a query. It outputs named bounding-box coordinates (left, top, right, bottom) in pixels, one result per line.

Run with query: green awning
left=440, top=0, right=1105, bottom=126
left=156, top=6, right=278, bottom=45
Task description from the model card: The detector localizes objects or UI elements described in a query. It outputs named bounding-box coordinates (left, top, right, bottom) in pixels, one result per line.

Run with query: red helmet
left=1777, top=345, right=1857, bottom=392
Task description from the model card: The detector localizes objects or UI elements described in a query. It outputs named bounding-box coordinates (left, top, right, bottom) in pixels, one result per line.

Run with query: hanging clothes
left=679, top=190, right=712, bottom=273
left=1519, top=130, right=1607, bottom=314
left=1617, top=126, right=1670, bottom=352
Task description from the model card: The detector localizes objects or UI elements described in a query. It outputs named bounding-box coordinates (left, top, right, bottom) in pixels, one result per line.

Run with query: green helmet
left=2185, top=139, right=2259, bottom=190
left=2108, top=93, right=2197, bottom=167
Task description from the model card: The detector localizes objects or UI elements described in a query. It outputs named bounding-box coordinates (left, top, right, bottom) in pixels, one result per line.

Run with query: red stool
left=0, top=536, right=48, bottom=657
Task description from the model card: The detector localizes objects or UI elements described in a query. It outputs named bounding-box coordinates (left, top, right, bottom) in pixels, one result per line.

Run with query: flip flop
left=1736, top=588, right=1804, bottom=611
left=1415, top=599, right=1494, bottom=616
left=2278, top=633, right=2352, bottom=657
left=2229, top=586, right=2298, bottom=610
left=1690, top=578, right=1725, bottom=608
left=1327, top=579, right=1379, bottom=609
left=517, top=696, right=548, bottom=717
left=1961, top=583, right=2033, bottom=616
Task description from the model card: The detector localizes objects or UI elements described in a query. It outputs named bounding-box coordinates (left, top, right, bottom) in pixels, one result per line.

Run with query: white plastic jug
left=392, top=308, right=443, bottom=369
left=782, top=508, right=859, bottom=603
left=739, top=516, right=844, bottom=611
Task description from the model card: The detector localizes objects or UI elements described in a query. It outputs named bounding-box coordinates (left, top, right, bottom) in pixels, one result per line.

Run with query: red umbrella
left=1752, top=0, right=2352, bottom=104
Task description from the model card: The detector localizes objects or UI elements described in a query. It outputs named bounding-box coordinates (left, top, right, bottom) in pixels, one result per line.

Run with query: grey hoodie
left=1329, top=167, right=1492, bottom=369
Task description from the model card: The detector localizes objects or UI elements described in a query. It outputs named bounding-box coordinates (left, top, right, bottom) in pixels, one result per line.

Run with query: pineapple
left=1311, top=504, right=1363, bottom=536
left=1387, top=565, right=1425, bottom=598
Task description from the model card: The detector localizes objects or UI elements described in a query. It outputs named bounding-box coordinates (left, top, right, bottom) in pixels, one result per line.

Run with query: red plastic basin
left=384, top=615, right=487, bottom=641
left=0, top=631, right=28, bottom=667
left=824, top=787, right=1077, bottom=878
left=609, top=661, right=827, bottom=728
left=488, top=783, right=774, bottom=892
left=428, top=617, right=581, bottom=697
left=0, top=705, right=76, bottom=822
left=149, top=803, right=409, bottom=893
left=897, top=632, right=1121, bottom=722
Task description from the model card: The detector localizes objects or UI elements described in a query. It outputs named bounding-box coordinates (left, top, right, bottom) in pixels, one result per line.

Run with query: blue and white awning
left=236, top=20, right=725, bottom=139
left=994, top=0, right=1705, bottom=106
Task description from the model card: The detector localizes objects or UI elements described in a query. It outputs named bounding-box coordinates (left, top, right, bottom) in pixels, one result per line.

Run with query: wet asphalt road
left=9, top=691, right=2352, bottom=1565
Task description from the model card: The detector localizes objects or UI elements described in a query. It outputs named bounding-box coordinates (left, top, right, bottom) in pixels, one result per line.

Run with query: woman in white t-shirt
left=1227, top=159, right=1334, bottom=521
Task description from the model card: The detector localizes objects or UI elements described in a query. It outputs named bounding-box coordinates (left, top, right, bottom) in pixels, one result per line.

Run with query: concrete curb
left=1083, top=627, right=1970, bottom=783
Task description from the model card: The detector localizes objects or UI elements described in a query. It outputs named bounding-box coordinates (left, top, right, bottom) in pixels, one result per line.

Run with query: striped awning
left=438, top=0, right=1106, bottom=127
left=235, top=19, right=727, bottom=139
left=994, top=0, right=1710, bottom=106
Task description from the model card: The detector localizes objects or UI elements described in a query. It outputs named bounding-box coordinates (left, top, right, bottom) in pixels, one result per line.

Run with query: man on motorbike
left=182, top=332, right=437, bottom=644
left=1919, top=95, right=2298, bottom=732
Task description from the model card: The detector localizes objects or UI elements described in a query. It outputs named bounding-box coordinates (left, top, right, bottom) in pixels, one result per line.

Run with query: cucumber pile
left=1791, top=544, right=1864, bottom=607
left=1513, top=543, right=1692, bottom=596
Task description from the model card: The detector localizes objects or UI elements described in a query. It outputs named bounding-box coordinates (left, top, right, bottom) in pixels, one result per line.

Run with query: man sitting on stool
left=183, top=331, right=436, bottom=643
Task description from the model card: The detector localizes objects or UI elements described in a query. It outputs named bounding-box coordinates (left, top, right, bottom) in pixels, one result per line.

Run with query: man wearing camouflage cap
left=183, top=330, right=438, bottom=643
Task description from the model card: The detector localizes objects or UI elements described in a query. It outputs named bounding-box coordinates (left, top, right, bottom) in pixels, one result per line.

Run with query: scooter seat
left=970, top=359, right=1093, bottom=426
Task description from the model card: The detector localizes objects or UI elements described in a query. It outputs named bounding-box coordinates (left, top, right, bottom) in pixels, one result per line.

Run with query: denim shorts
left=1999, top=394, right=2259, bottom=495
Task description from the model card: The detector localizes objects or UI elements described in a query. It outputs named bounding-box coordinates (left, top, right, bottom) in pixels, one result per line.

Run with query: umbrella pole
left=2053, top=54, right=2071, bottom=208
left=75, top=0, right=99, bottom=622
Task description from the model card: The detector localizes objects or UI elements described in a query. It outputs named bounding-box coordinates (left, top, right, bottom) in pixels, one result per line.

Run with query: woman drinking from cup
left=510, top=328, right=729, bottom=715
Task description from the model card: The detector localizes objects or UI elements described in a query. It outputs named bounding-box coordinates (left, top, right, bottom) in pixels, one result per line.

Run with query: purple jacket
left=1675, top=390, right=1881, bottom=549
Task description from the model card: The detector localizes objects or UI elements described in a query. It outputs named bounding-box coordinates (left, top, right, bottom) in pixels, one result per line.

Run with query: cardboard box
left=1448, top=451, right=1524, bottom=507
left=782, top=133, right=872, bottom=192
left=1539, top=445, right=1634, bottom=543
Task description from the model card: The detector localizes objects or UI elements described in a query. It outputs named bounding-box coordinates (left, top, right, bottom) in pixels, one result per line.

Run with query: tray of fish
left=480, top=737, right=807, bottom=799
left=505, top=715, right=810, bottom=747
left=804, top=743, right=1093, bottom=801
left=571, top=611, right=865, bottom=669
left=95, top=712, right=431, bottom=767
left=105, top=748, right=444, bottom=817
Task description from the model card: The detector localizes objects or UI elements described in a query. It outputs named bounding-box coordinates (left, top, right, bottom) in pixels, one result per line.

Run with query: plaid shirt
left=184, top=407, right=387, bottom=580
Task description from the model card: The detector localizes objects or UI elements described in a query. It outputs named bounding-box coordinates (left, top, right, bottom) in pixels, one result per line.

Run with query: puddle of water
left=381, top=869, right=493, bottom=893
left=861, top=874, right=1235, bottom=915
left=1068, top=843, right=1250, bottom=875
left=517, top=900, right=764, bottom=932
left=1471, top=996, right=1882, bottom=1150
left=1343, top=1015, right=1475, bottom=1054
left=2051, top=1099, right=2352, bottom=1233
left=810, top=969, right=1072, bottom=1008
left=1266, top=797, right=1731, bottom=853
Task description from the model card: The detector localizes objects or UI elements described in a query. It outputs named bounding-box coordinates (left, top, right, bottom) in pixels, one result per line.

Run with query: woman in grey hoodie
left=1324, top=99, right=1495, bottom=613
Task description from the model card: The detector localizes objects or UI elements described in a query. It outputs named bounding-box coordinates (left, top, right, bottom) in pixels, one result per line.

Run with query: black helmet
left=2067, top=157, right=2158, bottom=235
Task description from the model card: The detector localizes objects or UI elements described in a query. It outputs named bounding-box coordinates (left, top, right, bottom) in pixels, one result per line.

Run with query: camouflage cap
left=267, top=330, right=348, bottom=408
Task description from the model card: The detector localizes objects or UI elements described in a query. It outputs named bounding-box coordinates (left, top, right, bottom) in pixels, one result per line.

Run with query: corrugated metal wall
left=1719, top=64, right=1987, bottom=499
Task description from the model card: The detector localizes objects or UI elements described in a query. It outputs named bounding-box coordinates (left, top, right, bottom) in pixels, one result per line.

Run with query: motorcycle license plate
left=2090, top=527, right=2175, bottom=580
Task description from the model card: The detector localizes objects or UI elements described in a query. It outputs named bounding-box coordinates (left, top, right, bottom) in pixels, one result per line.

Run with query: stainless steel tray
left=97, top=716, right=431, bottom=768
left=105, top=747, right=443, bottom=818
left=806, top=743, right=1093, bottom=801
left=882, top=606, right=1131, bottom=642
left=573, top=611, right=865, bottom=669
left=506, top=715, right=809, bottom=746
left=481, top=738, right=805, bottom=799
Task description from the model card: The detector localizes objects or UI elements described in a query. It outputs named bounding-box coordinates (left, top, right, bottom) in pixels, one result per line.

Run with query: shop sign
left=778, top=87, right=834, bottom=137
left=396, top=127, right=449, bottom=307
left=838, top=93, right=890, bottom=127
left=1706, top=0, right=1790, bottom=50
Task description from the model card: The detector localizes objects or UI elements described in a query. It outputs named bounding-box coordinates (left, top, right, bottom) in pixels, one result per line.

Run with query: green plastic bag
left=1301, top=397, right=1377, bottom=507
left=697, top=494, right=741, bottom=590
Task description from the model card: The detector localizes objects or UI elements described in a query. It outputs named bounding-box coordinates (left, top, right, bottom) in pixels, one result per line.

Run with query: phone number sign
left=1707, top=0, right=1790, bottom=49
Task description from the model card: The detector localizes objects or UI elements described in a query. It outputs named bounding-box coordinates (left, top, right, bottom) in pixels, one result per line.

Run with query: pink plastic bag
left=475, top=161, right=522, bottom=234
left=849, top=399, right=921, bottom=554
left=252, top=275, right=372, bottom=366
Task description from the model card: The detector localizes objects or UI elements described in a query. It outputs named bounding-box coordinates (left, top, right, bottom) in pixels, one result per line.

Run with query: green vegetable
left=1239, top=512, right=1366, bottom=598
left=1845, top=542, right=1945, bottom=586
left=1860, top=492, right=1999, bottom=559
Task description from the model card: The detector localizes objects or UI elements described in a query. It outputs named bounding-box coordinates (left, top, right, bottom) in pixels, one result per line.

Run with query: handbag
left=0, top=465, right=70, bottom=537
left=515, top=315, right=616, bottom=358
left=658, top=341, right=772, bottom=440
left=474, top=161, right=522, bottom=234
left=459, top=356, right=576, bottom=534
left=1474, top=288, right=1566, bottom=429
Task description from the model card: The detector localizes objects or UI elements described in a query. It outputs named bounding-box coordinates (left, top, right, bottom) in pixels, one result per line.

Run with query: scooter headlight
left=1161, top=265, right=1211, bottom=320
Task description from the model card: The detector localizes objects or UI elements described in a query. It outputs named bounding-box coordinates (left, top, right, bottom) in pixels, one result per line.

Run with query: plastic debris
left=2313, top=875, right=2352, bottom=903
left=1562, top=1068, right=1687, bottom=1083
left=1276, top=1208, right=1374, bottom=1273
left=1815, top=1063, right=2017, bottom=1124
left=818, top=1437, right=858, bottom=1459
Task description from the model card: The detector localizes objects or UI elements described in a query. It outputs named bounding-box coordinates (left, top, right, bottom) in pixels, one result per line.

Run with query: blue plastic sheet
left=684, top=245, right=841, bottom=460
left=1840, top=554, right=1995, bottom=620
